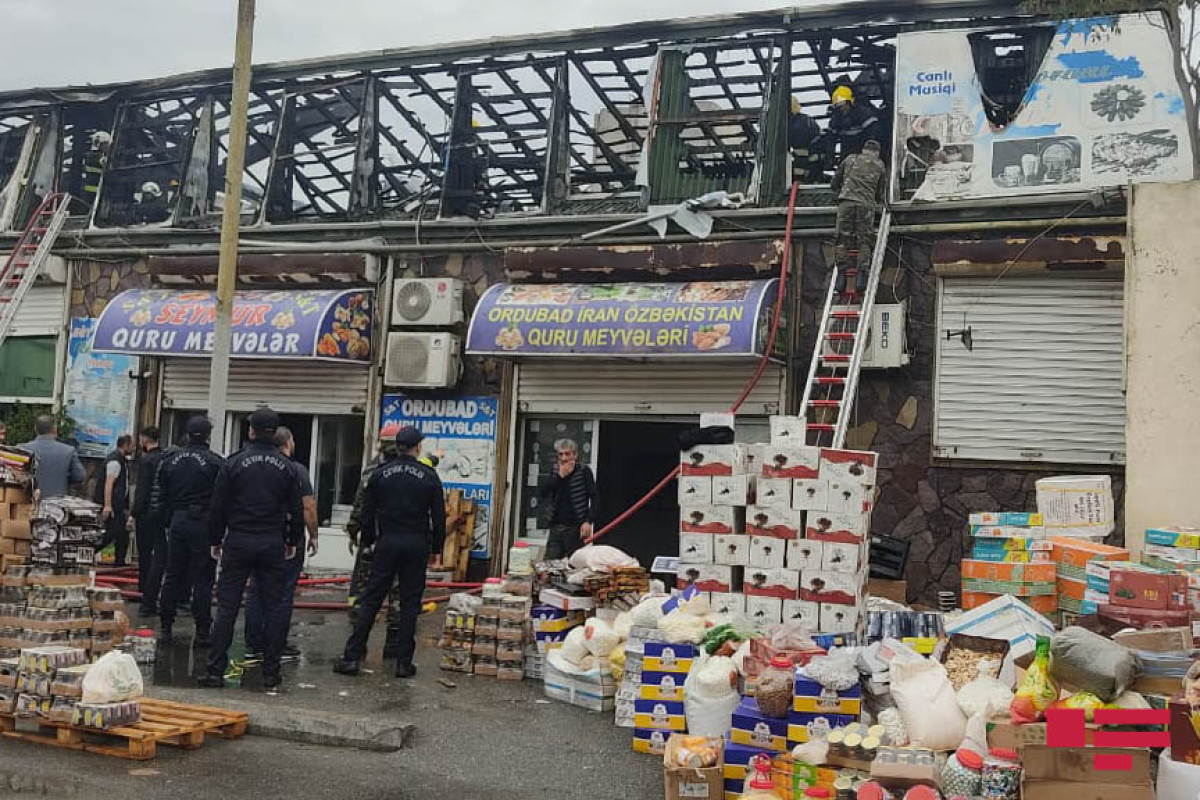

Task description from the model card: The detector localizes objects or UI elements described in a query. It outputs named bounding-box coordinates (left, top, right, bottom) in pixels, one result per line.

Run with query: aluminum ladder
left=798, top=208, right=892, bottom=448
left=0, top=193, right=71, bottom=351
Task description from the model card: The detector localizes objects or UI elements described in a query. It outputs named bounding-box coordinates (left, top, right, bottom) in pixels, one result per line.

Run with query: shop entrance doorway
left=595, top=420, right=690, bottom=568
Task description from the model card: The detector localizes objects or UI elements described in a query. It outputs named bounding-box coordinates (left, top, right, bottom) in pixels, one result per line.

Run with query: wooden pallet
left=0, top=697, right=247, bottom=760
left=441, top=489, right=477, bottom=581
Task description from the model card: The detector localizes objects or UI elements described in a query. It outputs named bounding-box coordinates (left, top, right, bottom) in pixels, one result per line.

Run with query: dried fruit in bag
left=1010, top=635, right=1057, bottom=723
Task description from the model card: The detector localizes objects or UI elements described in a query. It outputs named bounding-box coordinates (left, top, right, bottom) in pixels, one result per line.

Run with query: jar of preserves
left=941, top=748, right=983, bottom=797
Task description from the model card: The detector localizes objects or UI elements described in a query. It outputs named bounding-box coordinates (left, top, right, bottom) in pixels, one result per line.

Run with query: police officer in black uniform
left=200, top=408, right=303, bottom=690
left=155, top=416, right=223, bottom=646
left=333, top=427, right=445, bottom=679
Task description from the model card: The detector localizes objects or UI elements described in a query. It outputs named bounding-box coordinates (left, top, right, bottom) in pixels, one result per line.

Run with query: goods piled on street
left=0, top=447, right=35, bottom=569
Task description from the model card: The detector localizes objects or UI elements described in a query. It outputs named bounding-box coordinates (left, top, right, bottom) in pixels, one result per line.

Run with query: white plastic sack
left=1157, top=750, right=1200, bottom=800
left=629, top=595, right=668, bottom=628
left=583, top=618, right=620, bottom=657
left=612, top=611, right=633, bottom=641
left=658, top=609, right=708, bottom=644
left=684, top=654, right=740, bottom=737
left=731, top=639, right=751, bottom=676
left=568, top=545, right=638, bottom=572
left=957, top=669, right=1012, bottom=757
left=81, top=651, right=143, bottom=704
left=559, top=626, right=590, bottom=667
left=693, top=655, right=739, bottom=699
left=891, top=658, right=967, bottom=751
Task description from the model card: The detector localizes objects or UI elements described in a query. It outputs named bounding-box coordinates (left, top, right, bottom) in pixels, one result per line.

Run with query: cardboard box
left=538, top=588, right=595, bottom=612
left=743, top=567, right=800, bottom=600
left=781, top=599, right=819, bottom=628
left=1036, top=475, right=1116, bottom=539
left=745, top=508, right=802, bottom=542
left=0, top=539, right=13, bottom=556
left=679, top=476, right=713, bottom=506
left=866, top=578, right=908, bottom=605
left=757, top=445, right=819, bottom=481
left=634, top=698, right=686, bottom=731
left=1057, top=575, right=1086, bottom=601
left=798, top=571, right=859, bottom=605
left=1098, top=603, right=1192, bottom=629
left=786, top=712, right=858, bottom=744
left=819, top=603, right=859, bottom=633
left=681, top=506, right=743, bottom=536
left=961, top=560, right=1056, bottom=582
left=12, top=540, right=29, bottom=556
left=748, top=536, right=786, bottom=570
left=1145, top=543, right=1200, bottom=562
left=769, top=416, right=805, bottom=445
left=969, top=547, right=1051, bottom=563
left=1146, top=526, right=1200, bottom=550
left=731, top=697, right=788, bottom=752
left=820, top=541, right=860, bottom=574
left=681, top=445, right=744, bottom=477
left=792, top=674, right=861, bottom=716
left=1021, top=746, right=1152, bottom=800
left=709, top=592, right=745, bottom=616
left=745, top=596, right=783, bottom=627
left=680, top=533, right=715, bottom=564
left=1048, top=536, right=1128, bottom=571
left=677, top=564, right=740, bottom=594
left=700, top=413, right=736, bottom=430
left=969, top=512, right=1044, bottom=527
left=754, top=478, right=792, bottom=509
left=826, top=481, right=869, bottom=515
left=786, top=539, right=824, bottom=571
left=640, top=671, right=686, bottom=702
left=1169, top=700, right=1200, bottom=764
left=945, top=594, right=1055, bottom=664
left=714, top=534, right=750, bottom=567
left=1109, top=568, right=1188, bottom=610
left=962, top=577, right=1056, bottom=597
left=543, top=661, right=617, bottom=711
left=0, top=519, right=31, bottom=541
left=643, top=642, right=696, bottom=674
left=663, top=735, right=724, bottom=800
left=632, top=727, right=669, bottom=755
left=791, top=479, right=828, bottom=512
left=9, top=505, right=32, bottom=522
left=712, top=475, right=750, bottom=507
left=986, top=717, right=1098, bottom=750
left=0, top=487, right=28, bottom=505
left=1112, top=626, right=1193, bottom=651
left=805, top=512, right=868, bottom=545
left=817, top=448, right=877, bottom=487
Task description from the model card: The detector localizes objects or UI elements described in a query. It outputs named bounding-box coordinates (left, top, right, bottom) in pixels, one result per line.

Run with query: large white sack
left=81, top=651, right=143, bottom=704
left=568, top=545, right=639, bottom=572
left=658, top=609, right=708, bottom=644
left=559, top=625, right=590, bottom=666
left=583, top=618, right=620, bottom=657
left=684, top=654, right=740, bottom=737
left=612, top=611, right=633, bottom=641
left=891, top=658, right=967, bottom=751
left=630, top=595, right=668, bottom=628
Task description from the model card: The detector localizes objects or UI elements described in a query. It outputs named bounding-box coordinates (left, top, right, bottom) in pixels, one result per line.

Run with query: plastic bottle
left=508, top=540, right=534, bottom=575
left=740, top=754, right=783, bottom=800
left=941, top=747, right=983, bottom=797
left=756, top=655, right=795, bottom=718
left=482, top=577, right=504, bottom=598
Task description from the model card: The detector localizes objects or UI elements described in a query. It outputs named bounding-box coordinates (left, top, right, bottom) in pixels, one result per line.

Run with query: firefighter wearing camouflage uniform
left=830, top=139, right=887, bottom=294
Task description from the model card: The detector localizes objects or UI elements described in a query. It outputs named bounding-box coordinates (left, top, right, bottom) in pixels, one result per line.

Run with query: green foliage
left=1, top=403, right=75, bottom=446
left=1017, top=0, right=1170, bottom=15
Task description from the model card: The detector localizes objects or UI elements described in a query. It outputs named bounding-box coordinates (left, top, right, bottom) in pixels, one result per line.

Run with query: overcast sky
left=0, top=0, right=791, bottom=91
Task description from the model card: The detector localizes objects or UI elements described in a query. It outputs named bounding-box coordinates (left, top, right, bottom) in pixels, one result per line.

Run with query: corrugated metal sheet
left=161, top=358, right=369, bottom=415
left=516, top=360, right=784, bottom=416
left=9, top=285, right=64, bottom=337
left=935, top=276, right=1125, bottom=465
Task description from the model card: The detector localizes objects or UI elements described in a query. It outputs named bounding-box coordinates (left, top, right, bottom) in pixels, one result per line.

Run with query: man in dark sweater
left=539, top=439, right=598, bottom=560
left=133, top=426, right=167, bottom=615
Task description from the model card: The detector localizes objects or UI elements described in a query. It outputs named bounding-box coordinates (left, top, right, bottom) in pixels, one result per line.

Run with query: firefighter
left=133, top=181, right=169, bottom=224
left=333, top=427, right=445, bottom=679
left=82, top=131, right=111, bottom=200
left=789, top=97, right=825, bottom=184
left=156, top=416, right=223, bottom=646
left=199, top=408, right=304, bottom=690
left=826, top=81, right=883, bottom=166
left=830, top=139, right=887, bottom=296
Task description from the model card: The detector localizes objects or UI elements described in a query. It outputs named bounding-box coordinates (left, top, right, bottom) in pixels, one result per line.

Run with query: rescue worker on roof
left=155, top=415, right=223, bottom=647
left=789, top=97, right=826, bottom=184
left=830, top=139, right=887, bottom=297
left=826, top=79, right=883, bottom=166
left=200, top=408, right=304, bottom=691
left=82, top=131, right=111, bottom=201
left=334, top=426, right=445, bottom=679
left=133, top=180, right=169, bottom=225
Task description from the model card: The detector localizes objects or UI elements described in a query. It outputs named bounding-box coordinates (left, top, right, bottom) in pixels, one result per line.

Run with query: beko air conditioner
left=390, top=278, right=465, bottom=326
left=383, top=332, right=461, bottom=388
left=861, top=302, right=911, bottom=369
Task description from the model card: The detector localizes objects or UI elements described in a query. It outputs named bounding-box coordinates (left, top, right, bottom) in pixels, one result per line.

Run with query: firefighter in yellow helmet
left=827, top=79, right=883, bottom=165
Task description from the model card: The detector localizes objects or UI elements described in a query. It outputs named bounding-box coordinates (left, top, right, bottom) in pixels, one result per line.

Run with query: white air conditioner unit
left=861, top=302, right=910, bottom=369
left=391, top=277, right=464, bottom=326
left=384, top=332, right=461, bottom=388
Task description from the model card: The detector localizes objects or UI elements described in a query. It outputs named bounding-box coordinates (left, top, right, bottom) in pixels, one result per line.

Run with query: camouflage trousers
left=834, top=201, right=876, bottom=292
left=348, top=546, right=404, bottom=651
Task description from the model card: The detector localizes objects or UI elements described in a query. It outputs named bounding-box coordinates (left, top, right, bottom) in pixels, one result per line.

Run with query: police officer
left=200, top=408, right=303, bottom=690
left=334, top=426, right=445, bottom=679
left=156, top=416, right=223, bottom=646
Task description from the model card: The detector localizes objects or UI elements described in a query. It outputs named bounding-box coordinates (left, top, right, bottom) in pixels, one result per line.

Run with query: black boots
left=159, top=625, right=173, bottom=645
left=197, top=674, right=225, bottom=689
left=395, top=662, right=417, bottom=679
left=332, top=659, right=361, bottom=676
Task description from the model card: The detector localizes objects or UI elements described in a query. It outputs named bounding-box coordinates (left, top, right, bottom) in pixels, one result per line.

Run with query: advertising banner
left=64, top=318, right=139, bottom=459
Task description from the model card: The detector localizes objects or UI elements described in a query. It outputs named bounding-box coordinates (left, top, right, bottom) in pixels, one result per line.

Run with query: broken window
left=375, top=69, right=451, bottom=217
left=967, top=27, right=1055, bottom=129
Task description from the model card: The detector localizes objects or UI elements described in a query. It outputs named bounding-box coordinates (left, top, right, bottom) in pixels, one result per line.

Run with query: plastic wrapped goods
left=1010, top=635, right=1057, bottom=723
left=583, top=618, right=619, bottom=657
left=81, top=651, right=143, bottom=704
left=755, top=655, right=795, bottom=718
left=568, top=545, right=638, bottom=572
left=1049, top=626, right=1140, bottom=702
left=891, top=658, right=967, bottom=751
left=684, top=655, right=740, bottom=737
left=629, top=595, right=668, bottom=628
left=658, top=609, right=708, bottom=644
left=559, top=626, right=590, bottom=667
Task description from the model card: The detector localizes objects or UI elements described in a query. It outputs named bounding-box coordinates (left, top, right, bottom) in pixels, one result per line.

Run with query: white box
left=680, top=506, right=743, bottom=535
left=1035, top=475, right=1115, bottom=538
left=745, top=596, right=783, bottom=627
left=782, top=599, right=820, bottom=628
left=678, top=476, right=712, bottom=506
left=700, top=412, right=736, bottom=430
left=787, top=538, right=825, bottom=571
left=709, top=592, right=746, bottom=616
left=792, top=479, right=829, bottom=511
left=769, top=416, right=806, bottom=445
left=680, top=445, right=744, bottom=477
left=677, top=564, right=739, bottom=593
left=818, top=448, right=878, bottom=487
left=799, top=571, right=861, bottom=606
left=943, top=594, right=1055, bottom=670
left=749, top=536, right=787, bottom=569
left=745, top=507, right=804, bottom=540
left=712, top=475, right=750, bottom=507
left=714, top=534, right=750, bottom=566
left=743, top=567, right=800, bottom=599
left=821, top=541, right=861, bottom=574
left=805, top=511, right=869, bottom=544
left=679, top=533, right=714, bottom=564
left=820, top=603, right=860, bottom=633
left=755, top=477, right=792, bottom=509
left=758, top=445, right=820, bottom=480
left=827, top=481, right=870, bottom=515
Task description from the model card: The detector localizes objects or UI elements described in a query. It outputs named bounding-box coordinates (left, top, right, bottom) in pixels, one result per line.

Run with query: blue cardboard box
left=643, top=642, right=696, bottom=673
left=731, top=697, right=788, bottom=752
left=787, top=711, right=858, bottom=743
left=639, top=670, right=686, bottom=702
left=632, top=727, right=669, bottom=755
left=792, top=674, right=862, bottom=715
left=723, top=739, right=771, bottom=781
left=633, top=698, right=687, bottom=731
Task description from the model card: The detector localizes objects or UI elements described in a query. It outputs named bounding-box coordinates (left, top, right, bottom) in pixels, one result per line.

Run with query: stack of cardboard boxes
left=962, top=512, right=1054, bottom=617
left=631, top=639, right=693, bottom=755
left=959, top=560, right=1056, bottom=617
left=1142, top=526, right=1200, bottom=573
left=0, top=484, right=33, bottom=569
left=1049, top=537, right=1129, bottom=624
left=472, top=594, right=530, bottom=680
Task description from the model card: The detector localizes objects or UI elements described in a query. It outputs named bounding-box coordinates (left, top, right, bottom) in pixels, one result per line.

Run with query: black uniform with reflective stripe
left=154, top=444, right=223, bottom=522
left=208, top=441, right=304, bottom=547
left=360, top=454, right=446, bottom=551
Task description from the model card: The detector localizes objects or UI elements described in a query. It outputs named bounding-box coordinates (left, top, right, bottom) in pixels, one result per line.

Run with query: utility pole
left=207, top=0, right=256, bottom=451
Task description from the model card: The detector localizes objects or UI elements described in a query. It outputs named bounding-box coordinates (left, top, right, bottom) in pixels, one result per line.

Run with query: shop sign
left=380, top=395, right=498, bottom=558
left=63, top=318, right=139, bottom=459
left=466, top=280, right=778, bottom=357
left=92, top=289, right=373, bottom=362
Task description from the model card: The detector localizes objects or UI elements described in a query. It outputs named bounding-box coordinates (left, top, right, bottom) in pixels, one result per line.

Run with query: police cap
left=186, top=415, right=213, bottom=439
left=249, top=407, right=281, bottom=434
left=394, top=426, right=424, bottom=449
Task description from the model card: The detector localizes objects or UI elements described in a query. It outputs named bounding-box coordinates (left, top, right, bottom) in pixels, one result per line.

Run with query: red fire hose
left=582, top=181, right=801, bottom=547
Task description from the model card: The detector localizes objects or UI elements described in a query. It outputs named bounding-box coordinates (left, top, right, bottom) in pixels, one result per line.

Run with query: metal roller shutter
left=935, top=276, right=1125, bottom=465
left=516, top=360, right=785, bottom=416
left=10, top=285, right=64, bottom=336
left=161, top=359, right=369, bottom=415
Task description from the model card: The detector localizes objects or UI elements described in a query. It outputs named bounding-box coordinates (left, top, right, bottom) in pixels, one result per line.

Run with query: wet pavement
left=0, top=594, right=661, bottom=799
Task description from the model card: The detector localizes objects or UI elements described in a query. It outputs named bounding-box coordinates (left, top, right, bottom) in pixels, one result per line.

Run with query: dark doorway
left=234, top=412, right=312, bottom=468
left=595, top=420, right=690, bottom=569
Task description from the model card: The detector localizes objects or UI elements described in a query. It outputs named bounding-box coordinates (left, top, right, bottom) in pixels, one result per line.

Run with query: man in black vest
left=133, top=426, right=167, bottom=615
left=97, top=435, right=136, bottom=566
left=539, top=438, right=598, bottom=560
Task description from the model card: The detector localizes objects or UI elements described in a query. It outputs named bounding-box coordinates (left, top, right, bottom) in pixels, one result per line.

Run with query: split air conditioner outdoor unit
left=383, top=332, right=461, bottom=388
left=390, top=277, right=464, bottom=326
left=861, top=302, right=910, bottom=369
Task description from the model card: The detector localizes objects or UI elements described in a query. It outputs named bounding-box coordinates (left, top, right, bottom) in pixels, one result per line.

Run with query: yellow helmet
left=832, top=85, right=854, bottom=107
left=790, top=96, right=802, bottom=115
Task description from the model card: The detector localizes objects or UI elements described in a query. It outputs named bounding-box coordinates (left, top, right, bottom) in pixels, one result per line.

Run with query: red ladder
left=0, top=193, right=71, bottom=350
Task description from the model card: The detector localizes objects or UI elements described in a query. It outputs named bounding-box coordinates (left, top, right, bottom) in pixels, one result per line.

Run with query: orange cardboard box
left=0, top=519, right=31, bottom=541
left=963, top=592, right=1057, bottom=615
left=0, top=487, right=29, bottom=505
left=961, top=560, right=1056, bottom=583
left=1049, top=537, right=1129, bottom=569
left=12, top=540, right=29, bottom=556
left=9, top=505, right=31, bottom=522
left=1057, top=576, right=1087, bottom=601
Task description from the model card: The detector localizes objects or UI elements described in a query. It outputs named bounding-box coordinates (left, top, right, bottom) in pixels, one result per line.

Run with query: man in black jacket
left=156, top=416, right=223, bottom=646
left=133, top=426, right=167, bottom=615
left=96, top=435, right=135, bottom=566
left=539, top=438, right=597, bottom=560
left=333, top=426, right=445, bottom=679
left=200, top=408, right=303, bottom=690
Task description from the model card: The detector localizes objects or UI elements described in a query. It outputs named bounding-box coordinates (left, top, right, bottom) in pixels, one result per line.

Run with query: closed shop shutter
left=935, top=276, right=1125, bottom=465
left=161, top=358, right=369, bottom=415
left=10, top=285, right=64, bottom=336
left=516, top=360, right=785, bottom=416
